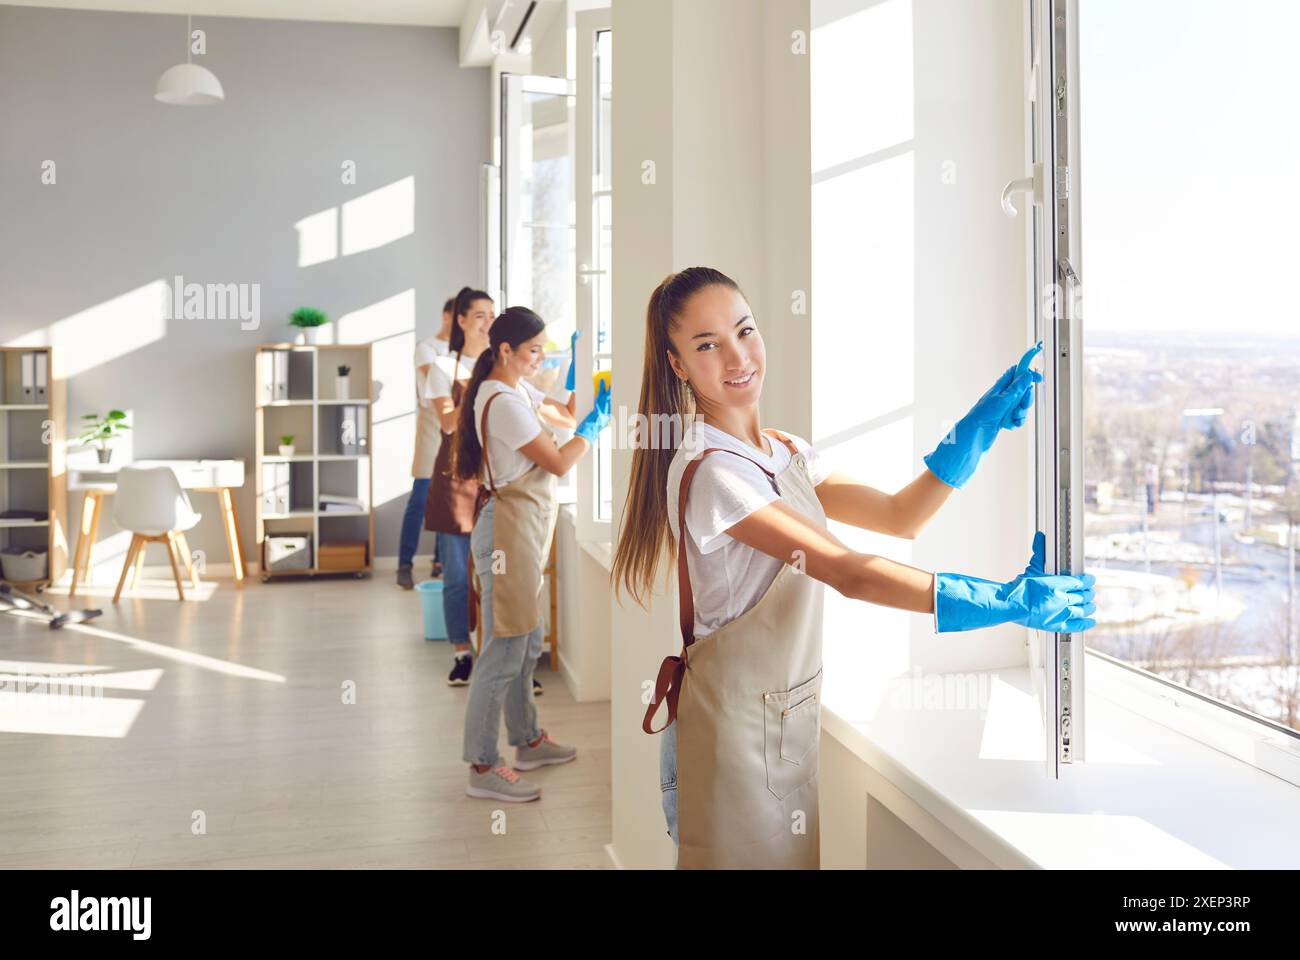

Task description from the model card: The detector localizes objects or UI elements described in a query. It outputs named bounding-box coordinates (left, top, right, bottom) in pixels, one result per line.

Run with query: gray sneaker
left=467, top=764, right=541, bottom=802
left=396, top=564, right=414, bottom=590
left=513, top=730, right=576, bottom=771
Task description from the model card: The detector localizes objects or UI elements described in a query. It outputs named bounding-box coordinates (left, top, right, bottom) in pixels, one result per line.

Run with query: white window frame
left=574, top=8, right=612, bottom=544
left=1022, top=0, right=1300, bottom=786
left=500, top=70, right=579, bottom=503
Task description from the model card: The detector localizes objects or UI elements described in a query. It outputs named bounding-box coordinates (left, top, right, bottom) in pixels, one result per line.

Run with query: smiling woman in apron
left=612, top=267, right=1097, bottom=869
left=423, top=287, right=493, bottom=686
left=397, top=295, right=456, bottom=590
left=450, top=306, right=612, bottom=802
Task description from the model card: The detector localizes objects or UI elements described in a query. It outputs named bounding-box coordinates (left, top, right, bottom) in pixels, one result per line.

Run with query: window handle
left=577, top=263, right=607, bottom=286
left=1001, top=163, right=1043, bottom=217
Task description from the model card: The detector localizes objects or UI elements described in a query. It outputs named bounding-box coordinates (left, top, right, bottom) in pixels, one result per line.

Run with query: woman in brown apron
left=612, top=267, right=1092, bottom=869
left=423, top=288, right=493, bottom=685
left=450, top=306, right=612, bottom=802
left=397, top=295, right=455, bottom=589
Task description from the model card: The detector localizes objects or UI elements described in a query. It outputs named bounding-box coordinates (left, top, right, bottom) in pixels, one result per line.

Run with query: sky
left=1079, top=0, right=1300, bottom=335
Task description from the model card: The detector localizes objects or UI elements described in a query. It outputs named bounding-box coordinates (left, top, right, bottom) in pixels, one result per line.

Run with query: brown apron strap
left=478, top=390, right=504, bottom=496
left=763, top=427, right=800, bottom=458
left=641, top=443, right=775, bottom=735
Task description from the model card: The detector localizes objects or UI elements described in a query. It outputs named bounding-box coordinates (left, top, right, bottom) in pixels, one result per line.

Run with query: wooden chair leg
left=69, top=493, right=95, bottom=598
left=176, top=531, right=199, bottom=588
left=113, top=534, right=141, bottom=603
left=164, top=532, right=186, bottom=601
left=130, top=540, right=147, bottom=588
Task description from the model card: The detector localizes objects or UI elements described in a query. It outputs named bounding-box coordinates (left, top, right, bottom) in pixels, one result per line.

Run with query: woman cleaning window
left=451, top=306, right=611, bottom=802
left=612, top=267, right=1096, bottom=869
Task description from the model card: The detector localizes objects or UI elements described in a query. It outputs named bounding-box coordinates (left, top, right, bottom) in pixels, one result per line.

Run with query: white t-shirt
left=415, top=336, right=451, bottom=407
left=474, top=379, right=547, bottom=487
left=425, top=354, right=475, bottom=405
left=667, top=421, right=829, bottom=637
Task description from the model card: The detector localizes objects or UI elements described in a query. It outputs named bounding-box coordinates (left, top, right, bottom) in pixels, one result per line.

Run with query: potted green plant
left=289, top=306, right=328, bottom=345
left=79, top=410, right=131, bottom=464
left=279, top=434, right=296, bottom=457
left=336, top=364, right=351, bottom=399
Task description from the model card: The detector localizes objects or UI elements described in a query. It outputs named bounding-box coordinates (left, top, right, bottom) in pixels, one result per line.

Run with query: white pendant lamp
left=155, top=15, right=224, bottom=106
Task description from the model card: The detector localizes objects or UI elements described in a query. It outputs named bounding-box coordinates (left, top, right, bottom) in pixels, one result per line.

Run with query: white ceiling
left=1, top=0, right=474, bottom=27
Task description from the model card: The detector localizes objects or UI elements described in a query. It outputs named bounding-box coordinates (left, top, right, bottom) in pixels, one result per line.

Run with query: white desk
left=68, top=459, right=246, bottom=595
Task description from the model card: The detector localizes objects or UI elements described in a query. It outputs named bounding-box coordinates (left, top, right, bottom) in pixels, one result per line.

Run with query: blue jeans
left=436, top=532, right=470, bottom=644
left=399, top=477, right=431, bottom=567
left=660, top=721, right=679, bottom=847
left=462, top=497, right=544, bottom=766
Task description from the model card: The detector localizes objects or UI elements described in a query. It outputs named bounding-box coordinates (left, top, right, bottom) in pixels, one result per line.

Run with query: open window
left=500, top=70, right=577, bottom=498
left=1012, top=0, right=1086, bottom=777
left=1019, top=0, right=1300, bottom=782
left=574, top=9, right=613, bottom=543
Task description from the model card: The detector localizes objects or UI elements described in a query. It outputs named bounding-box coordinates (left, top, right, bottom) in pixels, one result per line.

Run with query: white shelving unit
left=254, top=343, right=374, bottom=580
left=0, top=346, right=67, bottom=590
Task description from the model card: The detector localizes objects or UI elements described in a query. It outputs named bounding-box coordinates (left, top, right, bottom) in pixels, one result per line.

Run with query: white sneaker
left=513, top=730, right=577, bottom=771
left=466, top=764, right=541, bottom=802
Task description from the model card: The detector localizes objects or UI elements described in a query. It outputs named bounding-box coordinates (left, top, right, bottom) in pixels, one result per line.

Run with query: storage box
left=1, top=546, right=48, bottom=581
left=265, top=534, right=311, bottom=572
left=317, top=540, right=366, bottom=571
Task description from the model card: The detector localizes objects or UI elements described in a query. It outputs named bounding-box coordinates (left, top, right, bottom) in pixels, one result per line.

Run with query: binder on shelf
left=274, top=350, right=289, bottom=401
left=338, top=404, right=367, bottom=455
left=21, top=352, right=35, bottom=402
left=260, top=351, right=275, bottom=405
left=276, top=462, right=290, bottom=515
left=34, top=352, right=48, bottom=403
left=262, top=462, right=291, bottom=515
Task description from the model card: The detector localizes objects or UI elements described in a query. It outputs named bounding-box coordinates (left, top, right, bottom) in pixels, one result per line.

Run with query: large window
left=501, top=72, right=578, bottom=500
left=575, top=10, right=613, bottom=542
left=1078, top=0, right=1300, bottom=737
left=1022, top=0, right=1300, bottom=762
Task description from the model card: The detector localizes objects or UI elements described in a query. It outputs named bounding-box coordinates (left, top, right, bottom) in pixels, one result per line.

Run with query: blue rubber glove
left=923, top=341, right=1044, bottom=489
left=574, top=379, right=611, bottom=444
left=934, top=531, right=1097, bottom=633
left=564, top=330, right=580, bottom=392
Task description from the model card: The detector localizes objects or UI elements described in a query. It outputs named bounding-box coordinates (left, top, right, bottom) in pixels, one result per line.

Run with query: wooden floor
left=0, top=571, right=612, bottom=869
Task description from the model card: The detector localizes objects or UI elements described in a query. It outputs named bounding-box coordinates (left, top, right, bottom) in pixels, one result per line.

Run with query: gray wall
left=0, top=4, right=490, bottom=567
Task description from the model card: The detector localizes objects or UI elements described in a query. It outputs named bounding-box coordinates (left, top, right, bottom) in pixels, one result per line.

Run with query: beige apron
left=643, top=430, right=826, bottom=869
left=473, top=389, right=559, bottom=639
left=412, top=404, right=440, bottom=479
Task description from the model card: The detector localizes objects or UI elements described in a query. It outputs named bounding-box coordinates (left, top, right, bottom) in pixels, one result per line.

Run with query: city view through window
left=1080, top=0, right=1300, bottom=733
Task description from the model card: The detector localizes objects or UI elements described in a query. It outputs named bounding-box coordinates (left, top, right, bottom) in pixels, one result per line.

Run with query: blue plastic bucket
left=416, top=579, right=448, bottom=640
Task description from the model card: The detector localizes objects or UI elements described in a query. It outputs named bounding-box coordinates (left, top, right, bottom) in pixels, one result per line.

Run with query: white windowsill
left=821, top=664, right=1300, bottom=869
left=558, top=503, right=614, bottom=571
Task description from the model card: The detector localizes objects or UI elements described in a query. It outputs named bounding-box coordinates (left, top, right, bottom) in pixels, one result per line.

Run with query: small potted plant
left=279, top=434, right=296, bottom=457
left=79, top=410, right=131, bottom=464
left=289, top=306, right=328, bottom=345
left=336, top=364, right=351, bottom=399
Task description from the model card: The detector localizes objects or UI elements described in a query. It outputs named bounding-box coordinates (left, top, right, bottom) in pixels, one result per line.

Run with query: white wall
left=0, top=6, right=490, bottom=565
left=810, top=0, right=1031, bottom=867
left=811, top=0, right=1031, bottom=729
left=608, top=0, right=812, bottom=871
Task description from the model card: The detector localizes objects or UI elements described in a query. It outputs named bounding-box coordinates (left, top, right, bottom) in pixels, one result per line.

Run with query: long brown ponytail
left=450, top=306, right=546, bottom=482
left=448, top=286, right=491, bottom=354
left=611, top=267, right=742, bottom=606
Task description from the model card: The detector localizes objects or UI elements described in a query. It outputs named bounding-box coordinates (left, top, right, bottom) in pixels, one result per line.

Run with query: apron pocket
left=763, top=668, right=823, bottom=800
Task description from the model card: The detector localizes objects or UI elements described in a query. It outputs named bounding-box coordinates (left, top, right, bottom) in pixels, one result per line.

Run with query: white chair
left=112, top=465, right=202, bottom=602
